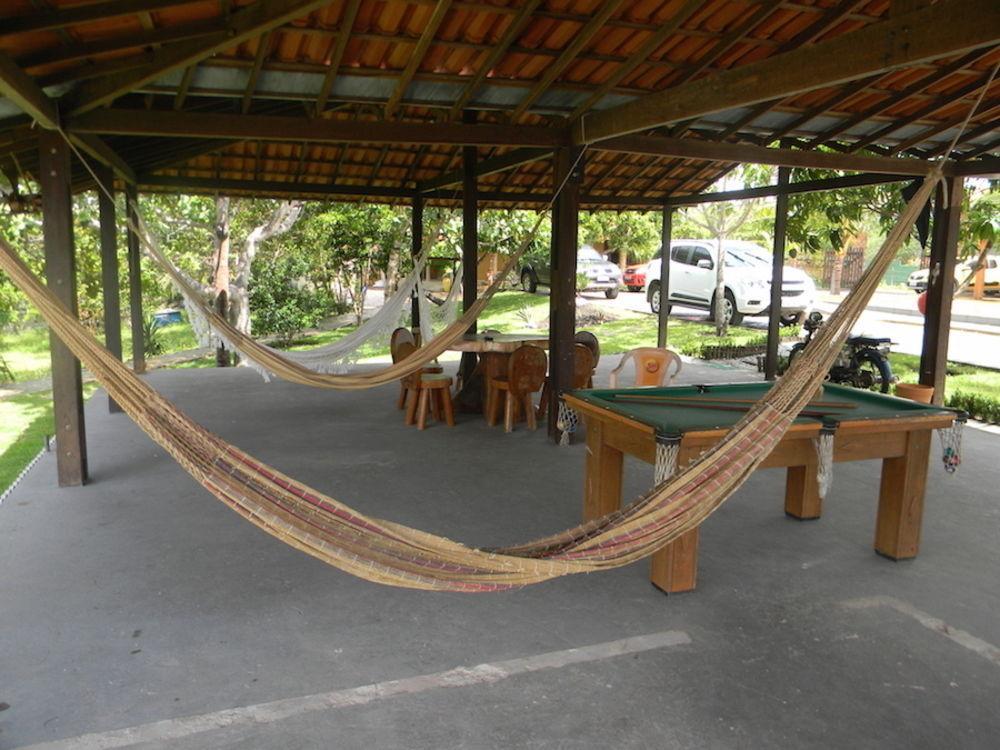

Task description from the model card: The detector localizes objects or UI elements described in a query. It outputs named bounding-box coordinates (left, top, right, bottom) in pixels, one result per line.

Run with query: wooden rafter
left=567, top=0, right=703, bottom=122
left=0, top=0, right=193, bottom=36
left=510, top=0, right=625, bottom=119
left=417, top=147, right=549, bottom=192
left=810, top=48, right=996, bottom=147
left=241, top=31, right=273, bottom=114
left=889, top=100, right=1000, bottom=155
left=574, top=0, right=1000, bottom=145
left=64, top=0, right=333, bottom=116
left=852, top=72, right=1000, bottom=152
left=448, top=0, right=542, bottom=120
left=67, top=108, right=570, bottom=147
left=315, top=0, right=362, bottom=116
left=385, top=0, right=454, bottom=119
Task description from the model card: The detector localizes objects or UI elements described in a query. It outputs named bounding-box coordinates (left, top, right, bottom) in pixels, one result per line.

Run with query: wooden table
left=449, top=333, right=549, bottom=414
left=562, top=382, right=958, bottom=595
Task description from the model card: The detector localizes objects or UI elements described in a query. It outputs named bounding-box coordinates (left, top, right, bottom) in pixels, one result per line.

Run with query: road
left=597, top=287, right=1000, bottom=370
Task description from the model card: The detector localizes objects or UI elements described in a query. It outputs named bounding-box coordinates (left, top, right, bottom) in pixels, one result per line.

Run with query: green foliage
left=249, top=254, right=341, bottom=344
left=947, top=391, right=1000, bottom=424
left=579, top=211, right=659, bottom=264
left=141, top=315, right=165, bottom=357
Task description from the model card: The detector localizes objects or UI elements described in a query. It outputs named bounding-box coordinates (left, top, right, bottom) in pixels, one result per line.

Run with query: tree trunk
left=385, top=246, right=400, bottom=294
left=211, top=196, right=231, bottom=366
left=714, top=235, right=728, bottom=336
left=230, top=200, right=304, bottom=338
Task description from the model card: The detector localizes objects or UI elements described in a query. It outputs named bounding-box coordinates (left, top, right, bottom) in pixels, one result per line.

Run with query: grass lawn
left=0, top=319, right=200, bottom=385
left=0, top=384, right=98, bottom=494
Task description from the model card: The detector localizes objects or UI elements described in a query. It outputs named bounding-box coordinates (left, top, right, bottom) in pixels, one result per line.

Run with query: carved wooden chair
left=488, top=345, right=548, bottom=432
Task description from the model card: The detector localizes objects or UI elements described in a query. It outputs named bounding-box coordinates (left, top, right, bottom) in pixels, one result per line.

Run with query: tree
left=579, top=211, right=659, bottom=269
left=684, top=176, right=758, bottom=336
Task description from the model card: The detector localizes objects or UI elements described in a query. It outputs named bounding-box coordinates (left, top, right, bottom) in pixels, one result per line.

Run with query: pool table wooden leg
left=583, top=419, right=623, bottom=522
left=785, top=462, right=822, bottom=520
left=875, top=429, right=932, bottom=560
left=650, top=529, right=699, bottom=594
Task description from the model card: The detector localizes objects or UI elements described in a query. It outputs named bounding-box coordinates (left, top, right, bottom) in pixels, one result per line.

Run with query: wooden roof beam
left=138, top=174, right=415, bottom=199
left=0, top=51, right=136, bottom=183
left=67, top=108, right=570, bottom=147
left=889, top=100, right=1000, bottom=155
left=416, top=147, right=551, bottom=192
left=510, top=0, right=626, bottom=120
left=385, top=0, right=453, bottom=119
left=809, top=48, right=994, bottom=147
left=0, top=0, right=194, bottom=37
left=241, top=31, right=272, bottom=114
left=447, top=0, right=542, bottom=120
left=597, top=134, right=935, bottom=175
left=567, top=0, right=703, bottom=121
left=315, top=0, right=362, bottom=115
left=851, top=72, right=1000, bottom=152
left=573, top=0, right=1000, bottom=145
left=64, top=0, right=333, bottom=116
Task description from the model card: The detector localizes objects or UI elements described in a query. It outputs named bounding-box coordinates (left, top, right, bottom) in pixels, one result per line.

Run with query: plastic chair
left=488, top=345, right=548, bottom=432
left=608, top=347, right=682, bottom=388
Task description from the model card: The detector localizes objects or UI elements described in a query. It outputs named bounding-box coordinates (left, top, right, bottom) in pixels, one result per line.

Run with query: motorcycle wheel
left=853, top=349, right=893, bottom=394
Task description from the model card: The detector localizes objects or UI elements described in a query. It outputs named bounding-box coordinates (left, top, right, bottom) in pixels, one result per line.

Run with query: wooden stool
left=488, top=345, right=547, bottom=433
left=412, top=374, right=455, bottom=430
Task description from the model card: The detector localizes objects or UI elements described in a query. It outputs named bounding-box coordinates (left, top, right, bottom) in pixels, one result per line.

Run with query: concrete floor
left=1, top=359, right=998, bottom=750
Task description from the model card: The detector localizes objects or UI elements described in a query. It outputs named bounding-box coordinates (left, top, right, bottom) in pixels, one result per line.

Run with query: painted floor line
left=14, top=630, right=691, bottom=750
left=843, top=595, right=1000, bottom=667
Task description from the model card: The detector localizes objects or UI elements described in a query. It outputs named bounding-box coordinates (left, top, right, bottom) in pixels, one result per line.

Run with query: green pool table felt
left=569, top=382, right=955, bottom=438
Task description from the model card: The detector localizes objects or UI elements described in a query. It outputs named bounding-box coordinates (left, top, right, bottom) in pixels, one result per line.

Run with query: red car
left=622, top=264, right=647, bottom=292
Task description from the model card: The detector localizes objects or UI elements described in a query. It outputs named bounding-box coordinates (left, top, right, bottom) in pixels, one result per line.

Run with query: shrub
left=946, top=390, right=1000, bottom=424
left=141, top=315, right=165, bottom=357
left=250, top=255, right=342, bottom=346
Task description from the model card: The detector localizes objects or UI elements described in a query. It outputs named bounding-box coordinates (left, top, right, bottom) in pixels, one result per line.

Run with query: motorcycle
left=786, top=311, right=896, bottom=393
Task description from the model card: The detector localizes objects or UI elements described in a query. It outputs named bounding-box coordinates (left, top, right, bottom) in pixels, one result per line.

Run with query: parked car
left=643, top=239, right=817, bottom=326
left=622, top=264, right=647, bottom=292
left=906, top=254, right=1000, bottom=293
left=521, top=245, right=623, bottom=298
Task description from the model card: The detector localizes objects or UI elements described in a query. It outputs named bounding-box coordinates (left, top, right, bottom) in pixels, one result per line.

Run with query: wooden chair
left=392, top=329, right=442, bottom=410
left=574, top=330, right=600, bottom=387
left=488, top=345, right=548, bottom=433
left=608, top=347, right=683, bottom=388
left=536, top=343, right=596, bottom=420
left=396, top=341, right=456, bottom=429
left=391, top=328, right=416, bottom=409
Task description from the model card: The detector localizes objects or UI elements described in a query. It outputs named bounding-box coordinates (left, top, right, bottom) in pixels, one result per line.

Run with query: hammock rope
left=0, top=167, right=945, bottom=591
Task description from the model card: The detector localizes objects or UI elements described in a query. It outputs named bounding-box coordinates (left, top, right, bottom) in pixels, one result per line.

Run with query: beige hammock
left=133, top=209, right=545, bottom=389
left=0, top=168, right=942, bottom=591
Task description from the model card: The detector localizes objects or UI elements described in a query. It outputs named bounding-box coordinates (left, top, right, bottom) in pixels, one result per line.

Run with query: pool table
left=562, top=382, right=958, bottom=594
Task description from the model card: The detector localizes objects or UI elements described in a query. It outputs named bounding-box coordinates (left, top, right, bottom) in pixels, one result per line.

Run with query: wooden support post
left=39, top=131, right=88, bottom=486
left=95, top=163, right=123, bottom=412
left=547, top=146, right=583, bottom=439
left=125, top=183, right=146, bottom=374
left=656, top=207, right=673, bottom=348
left=459, top=111, right=479, bottom=385
left=765, top=162, right=791, bottom=380
left=411, top=194, right=423, bottom=333
left=918, top=176, right=962, bottom=405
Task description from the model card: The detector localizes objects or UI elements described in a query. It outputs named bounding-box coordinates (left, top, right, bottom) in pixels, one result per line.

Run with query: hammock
left=0, top=168, right=945, bottom=591
left=415, top=265, right=463, bottom=345
left=130, top=203, right=535, bottom=388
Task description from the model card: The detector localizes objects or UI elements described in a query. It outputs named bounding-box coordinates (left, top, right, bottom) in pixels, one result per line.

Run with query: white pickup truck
left=643, top=239, right=817, bottom=326
left=907, top=254, right=1000, bottom=293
